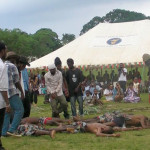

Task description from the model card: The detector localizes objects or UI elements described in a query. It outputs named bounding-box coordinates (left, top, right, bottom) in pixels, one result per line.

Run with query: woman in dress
left=124, top=82, right=140, bottom=103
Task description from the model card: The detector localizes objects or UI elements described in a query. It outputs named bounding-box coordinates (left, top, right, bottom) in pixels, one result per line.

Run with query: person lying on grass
left=17, top=124, right=56, bottom=138
left=73, top=111, right=125, bottom=128
left=97, top=114, right=150, bottom=129
left=73, top=112, right=150, bottom=128
left=48, top=121, right=142, bottom=138
left=21, top=117, right=71, bottom=126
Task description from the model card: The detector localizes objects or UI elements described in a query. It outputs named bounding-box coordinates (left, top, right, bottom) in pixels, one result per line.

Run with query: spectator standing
left=54, top=57, right=69, bottom=119
left=87, top=70, right=95, bottom=82
left=19, top=56, right=31, bottom=118
left=96, top=71, right=102, bottom=82
left=30, top=74, right=39, bottom=106
left=2, top=52, right=24, bottom=137
left=66, top=58, right=84, bottom=117
left=0, top=42, right=10, bottom=150
left=118, top=63, right=127, bottom=94
left=103, top=70, right=110, bottom=84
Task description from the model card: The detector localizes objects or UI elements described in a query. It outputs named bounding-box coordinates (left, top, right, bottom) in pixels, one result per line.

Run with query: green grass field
left=2, top=93, right=150, bottom=150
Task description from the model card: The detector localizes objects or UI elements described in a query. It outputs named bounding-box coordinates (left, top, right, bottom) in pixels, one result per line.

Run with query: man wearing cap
left=18, top=56, right=31, bottom=118
left=66, top=58, right=84, bottom=117
left=2, top=51, right=24, bottom=137
left=54, top=57, right=69, bottom=119
left=45, top=64, right=68, bottom=118
left=0, top=42, right=10, bottom=150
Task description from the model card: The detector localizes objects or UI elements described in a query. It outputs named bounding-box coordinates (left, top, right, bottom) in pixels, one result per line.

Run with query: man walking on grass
left=2, top=52, right=24, bottom=137
left=45, top=64, right=68, bottom=118
left=66, top=58, right=84, bottom=117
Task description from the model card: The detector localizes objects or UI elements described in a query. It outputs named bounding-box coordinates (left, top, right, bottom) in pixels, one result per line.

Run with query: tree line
left=0, top=9, right=149, bottom=58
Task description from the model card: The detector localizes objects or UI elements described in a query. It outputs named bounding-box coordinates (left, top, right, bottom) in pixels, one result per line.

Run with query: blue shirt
left=22, top=68, right=29, bottom=91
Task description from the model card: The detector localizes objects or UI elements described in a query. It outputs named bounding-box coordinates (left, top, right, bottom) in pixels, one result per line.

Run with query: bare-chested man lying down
left=47, top=121, right=142, bottom=138
left=101, top=114, right=150, bottom=128
left=21, top=117, right=71, bottom=126
left=73, top=112, right=150, bottom=128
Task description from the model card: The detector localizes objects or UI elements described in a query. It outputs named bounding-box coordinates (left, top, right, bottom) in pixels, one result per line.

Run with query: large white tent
left=29, top=20, right=150, bottom=68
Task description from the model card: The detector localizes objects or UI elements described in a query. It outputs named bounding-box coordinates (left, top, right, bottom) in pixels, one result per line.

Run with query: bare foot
left=67, top=128, right=75, bottom=133
left=133, top=127, right=142, bottom=130
left=67, top=120, right=72, bottom=125
left=113, top=133, right=120, bottom=137
left=50, top=130, right=56, bottom=139
left=58, top=123, right=63, bottom=128
left=73, top=116, right=80, bottom=122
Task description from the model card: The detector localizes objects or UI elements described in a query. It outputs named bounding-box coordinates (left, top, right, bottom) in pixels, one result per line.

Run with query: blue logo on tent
left=107, top=38, right=122, bottom=45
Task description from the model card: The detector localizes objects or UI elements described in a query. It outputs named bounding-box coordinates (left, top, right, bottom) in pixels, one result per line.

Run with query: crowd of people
left=0, top=41, right=150, bottom=150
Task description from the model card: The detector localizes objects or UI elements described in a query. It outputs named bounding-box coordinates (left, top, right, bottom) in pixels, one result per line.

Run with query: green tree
left=33, top=28, right=62, bottom=57
left=80, top=16, right=103, bottom=35
left=103, top=9, right=147, bottom=23
left=0, top=28, right=62, bottom=58
left=61, top=33, right=75, bottom=45
left=80, top=9, right=150, bottom=35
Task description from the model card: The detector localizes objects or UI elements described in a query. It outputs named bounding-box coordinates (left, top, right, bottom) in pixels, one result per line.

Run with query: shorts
left=17, top=124, right=43, bottom=136
left=113, top=116, right=125, bottom=127
left=39, top=117, right=52, bottom=125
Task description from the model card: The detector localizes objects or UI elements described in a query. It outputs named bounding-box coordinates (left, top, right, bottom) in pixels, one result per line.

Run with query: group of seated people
left=80, top=76, right=140, bottom=104
left=16, top=111, right=150, bottom=138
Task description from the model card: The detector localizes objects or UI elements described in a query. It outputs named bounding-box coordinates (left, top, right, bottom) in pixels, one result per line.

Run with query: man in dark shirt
left=87, top=70, right=95, bottom=82
left=96, top=71, right=102, bottom=82
left=110, top=70, right=115, bottom=84
left=134, top=67, right=141, bottom=80
left=103, top=70, right=110, bottom=84
left=66, top=58, right=83, bottom=117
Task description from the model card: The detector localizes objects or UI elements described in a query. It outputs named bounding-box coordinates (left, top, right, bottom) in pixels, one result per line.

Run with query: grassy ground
left=2, top=93, right=150, bottom=150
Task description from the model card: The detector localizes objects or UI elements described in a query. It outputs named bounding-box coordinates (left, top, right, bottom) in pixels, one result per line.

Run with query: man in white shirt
left=118, top=63, right=127, bottom=94
left=0, top=42, right=10, bottom=150
left=45, top=64, right=68, bottom=118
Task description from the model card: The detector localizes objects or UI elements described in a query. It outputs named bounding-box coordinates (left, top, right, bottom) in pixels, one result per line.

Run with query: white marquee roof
left=29, top=20, right=150, bottom=68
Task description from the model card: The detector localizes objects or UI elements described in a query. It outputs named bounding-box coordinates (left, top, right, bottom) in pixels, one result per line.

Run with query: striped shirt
left=5, top=61, right=19, bottom=98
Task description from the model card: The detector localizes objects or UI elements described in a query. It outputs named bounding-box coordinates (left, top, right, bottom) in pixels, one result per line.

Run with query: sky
left=0, top=0, right=150, bottom=38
